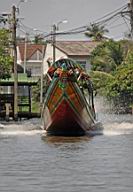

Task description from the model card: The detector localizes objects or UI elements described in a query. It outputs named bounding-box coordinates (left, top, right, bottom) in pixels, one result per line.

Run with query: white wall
left=17, top=46, right=43, bottom=77
left=25, top=61, right=42, bottom=76
left=17, top=44, right=92, bottom=76
left=17, top=46, right=22, bottom=65
left=69, top=56, right=91, bottom=71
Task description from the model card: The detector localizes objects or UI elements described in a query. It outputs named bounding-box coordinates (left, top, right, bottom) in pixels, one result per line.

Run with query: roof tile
left=18, top=44, right=46, bottom=61
left=55, top=41, right=99, bottom=56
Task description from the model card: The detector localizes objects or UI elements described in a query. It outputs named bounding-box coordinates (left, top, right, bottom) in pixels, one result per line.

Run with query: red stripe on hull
left=45, top=99, right=86, bottom=136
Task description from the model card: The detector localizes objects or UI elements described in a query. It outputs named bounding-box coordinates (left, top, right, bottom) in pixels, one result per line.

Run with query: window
left=31, top=67, right=41, bottom=76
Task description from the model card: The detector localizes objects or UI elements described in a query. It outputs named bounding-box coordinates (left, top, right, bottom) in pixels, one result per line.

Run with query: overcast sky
left=0, top=0, right=129, bottom=40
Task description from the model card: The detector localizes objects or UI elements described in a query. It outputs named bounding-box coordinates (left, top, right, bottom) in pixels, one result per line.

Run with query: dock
left=0, top=73, right=40, bottom=121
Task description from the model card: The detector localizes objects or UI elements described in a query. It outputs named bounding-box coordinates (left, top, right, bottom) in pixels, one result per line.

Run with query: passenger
left=74, top=67, right=81, bottom=78
left=68, top=69, right=73, bottom=76
left=61, top=63, right=67, bottom=71
left=68, top=69, right=77, bottom=82
left=54, top=67, right=62, bottom=78
left=47, top=66, right=56, bottom=78
left=87, top=79, right=93, bottom=93
left=47, top=57, right=53, bottom=67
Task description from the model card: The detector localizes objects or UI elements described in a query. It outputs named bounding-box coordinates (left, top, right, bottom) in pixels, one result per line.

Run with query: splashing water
left=0, top=119, right=46, bottom=136
left=102, top=121, right=133, bottom=136
left=95, top=97, right=133, bottom=136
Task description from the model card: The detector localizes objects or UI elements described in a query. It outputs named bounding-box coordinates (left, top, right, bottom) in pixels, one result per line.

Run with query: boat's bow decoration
left=42, top=58, right=96, bottom=136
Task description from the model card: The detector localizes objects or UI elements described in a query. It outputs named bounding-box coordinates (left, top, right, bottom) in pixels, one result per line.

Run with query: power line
left=6, top=3, right=131, bottom=40
left=109, top=22, right=127, bottom=29
left=121, top=14, right=131, bottom=32
left=54, top=5, right=129, bottom=36
left=103, top=15, right=122, bottom=27
left=94, top=4, right=128, bottom=23
left=96, top=11, right=124, bottom=26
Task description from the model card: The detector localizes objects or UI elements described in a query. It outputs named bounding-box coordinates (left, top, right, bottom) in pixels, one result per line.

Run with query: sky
left=0, top=0, right=130, bottom=40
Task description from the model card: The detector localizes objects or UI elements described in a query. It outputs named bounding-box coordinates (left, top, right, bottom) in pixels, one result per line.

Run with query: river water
left=0, top=104, right=133, bottom=192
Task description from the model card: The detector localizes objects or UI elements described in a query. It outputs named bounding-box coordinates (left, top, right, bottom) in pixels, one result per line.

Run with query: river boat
left=42, top=58, right=96, bottom=136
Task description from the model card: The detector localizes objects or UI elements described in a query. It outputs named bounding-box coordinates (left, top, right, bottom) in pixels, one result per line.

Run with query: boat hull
left=42, top=77, right=95, bottom=136
left=44, top=100, right=86, bottom=136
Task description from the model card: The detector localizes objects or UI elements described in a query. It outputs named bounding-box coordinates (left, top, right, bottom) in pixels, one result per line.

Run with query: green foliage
left=0, top=29, right=13, bottom=79
left=32, top=74, right=50, bottom=102
left=91, top=40, right=124, bottom=73
left=0, top=54, right=13, bottom=79
left=104, top=63, right=133, bottom=111
left=33, top=35, right=45, bottom=45
left=0, top=29, right=10, bottom=48
left=85, top=24, right=108, bottom=41
left=90, top=70, right=114, bottom=95
left=90, top=40, right=133, bottom=112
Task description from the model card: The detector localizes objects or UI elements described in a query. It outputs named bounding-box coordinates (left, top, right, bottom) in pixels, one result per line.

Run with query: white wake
left=102, top=122, right=133, bottom=136
left=94, top=97, right=133, bottom=136
left=0, top=121, right=45, bottom=136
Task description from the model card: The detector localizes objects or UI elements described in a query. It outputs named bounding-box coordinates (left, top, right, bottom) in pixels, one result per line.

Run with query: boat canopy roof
left=53, top=58, right=84, bottom=70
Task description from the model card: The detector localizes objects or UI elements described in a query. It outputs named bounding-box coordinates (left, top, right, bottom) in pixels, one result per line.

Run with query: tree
left=85, top=23, right=109, bottom=41
left=104, top=62, right=133, bottom=113
left=0, top=50, right=13, bottom=79
left=33, top=34, right=45, bottom=44
left=0, top=29, right=13, bottom=79
left=90, top=40, right=133, bottom=113
left=32, top=74, right=50, bottom=101
left=90, top=40, right=124, bottom=73
left=90, top=70, right=114, bottom=95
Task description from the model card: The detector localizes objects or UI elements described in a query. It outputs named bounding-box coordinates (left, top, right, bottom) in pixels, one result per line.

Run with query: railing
left=18, top=96, right=31, bottom=112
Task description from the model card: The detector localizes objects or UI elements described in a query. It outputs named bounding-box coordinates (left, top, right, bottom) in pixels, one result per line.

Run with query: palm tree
left=85, top=23, right=109, bottom=41
left=33, top=34, right=44, bottom=44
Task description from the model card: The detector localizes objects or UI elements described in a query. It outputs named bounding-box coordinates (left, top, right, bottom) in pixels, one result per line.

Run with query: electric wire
left=121, top=14, right=131, bottom=32
left=109, top=22, right=127, bottom=29
left=16, top=3, right=130, bottom=39
left=94, top=4, right=128, bottom=23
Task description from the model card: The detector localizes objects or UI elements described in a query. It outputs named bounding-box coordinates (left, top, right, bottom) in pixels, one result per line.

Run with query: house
left=17, top=41, right=98, bottom=76
left=43, top=41, right=98, bottom=74
left=17, top=43, right=46, bottom=77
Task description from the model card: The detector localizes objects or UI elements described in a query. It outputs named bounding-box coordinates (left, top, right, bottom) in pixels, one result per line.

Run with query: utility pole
left=129, top=0, right=133, bottom=39
left=52, top=24, right=56, bottom=64
left=52, top=21, right=67, bottom=63
left=130, top=0, right=133, bottom=38
left=40, top=45, right=45, bottom=113
left=12, top=5, right=18, bottom=120
left=24, top=32, right=28, bottom=73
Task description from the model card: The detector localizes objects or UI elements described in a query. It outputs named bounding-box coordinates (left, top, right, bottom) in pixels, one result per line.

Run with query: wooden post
left=5, top=103, right=11, bottom=121
left=24, top=33, right=28, bottom=73
left=12, top=5, right=18, bottom=120
left=40, top=45, right=45, bottom=113
left=28, top=86, right=31, bottom=113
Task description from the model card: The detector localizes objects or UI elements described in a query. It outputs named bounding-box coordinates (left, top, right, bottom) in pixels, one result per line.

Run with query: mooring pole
left=12, top=5, right=18, bottom=121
